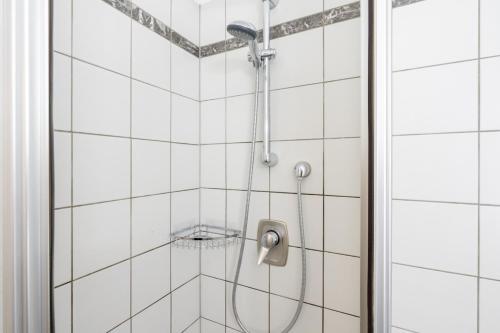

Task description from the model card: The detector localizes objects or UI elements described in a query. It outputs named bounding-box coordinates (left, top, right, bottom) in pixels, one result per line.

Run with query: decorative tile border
left=392, top=0, right=426, bottom=9
left=200, top=1, right=361, bottom=58
left=101, top=0, right=424, bottom=59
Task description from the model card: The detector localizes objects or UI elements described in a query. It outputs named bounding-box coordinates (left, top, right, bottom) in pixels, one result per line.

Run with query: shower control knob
left=257, top=230, right=280, bottom=265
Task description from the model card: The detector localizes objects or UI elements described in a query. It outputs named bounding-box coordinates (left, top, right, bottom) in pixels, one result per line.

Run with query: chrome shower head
left=227, top=21, right=261, bottom=67
left=227, top=21, right=258, bottom=41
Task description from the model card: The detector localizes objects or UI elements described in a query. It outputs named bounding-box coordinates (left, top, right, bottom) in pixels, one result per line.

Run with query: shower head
left=227, top=21, right=258, bottom=41
left=227, top=21, right=261, bottom=67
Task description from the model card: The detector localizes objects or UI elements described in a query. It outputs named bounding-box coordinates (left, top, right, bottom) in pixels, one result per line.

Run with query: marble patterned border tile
left=102, top=0, right=200, bottom=57
left=101, top=0, right=425, bottom=59
left=200, top=1, right=361, bottom=58
left=392, top=0, right=426, bottom=9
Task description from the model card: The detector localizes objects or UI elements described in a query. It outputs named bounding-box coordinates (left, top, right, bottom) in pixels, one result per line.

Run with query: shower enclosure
left=5, top=0, right=498, bottom=332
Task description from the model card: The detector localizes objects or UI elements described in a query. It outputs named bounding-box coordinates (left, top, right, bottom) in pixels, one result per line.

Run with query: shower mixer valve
left=256, top=220, right=289, bottom=266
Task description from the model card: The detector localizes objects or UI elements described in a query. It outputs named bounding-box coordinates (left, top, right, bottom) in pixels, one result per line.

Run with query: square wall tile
left=54, top=209, right=71, bottom=285
left=73, top=134, right=130, bottom=205
left=325, top=78, right=361, bottom=138
left=132, top=140, right=170, bottom=196
left=325, top=18, right=361, bottom=81
left=480, top=205, right=500, bottom=280
left=324, top=309, right=360, bottom=333
left=392, top=0, right=478, bottom=71
left=325, top=138, right=361, bottom=197
left=392, top=60, right=478, bottom=135
left=270, top=296, right=322, bottom=333
left=201, top=99, right=225, bottom=144
left=172, top=0, right=199, bottom=46
left=73, top=262, right=130, bottom=333
left=201, top=53, right=226, bottom=100
left=172, top=45, right=199, bottom=100
left=73, top=60, right=131, bottom=136
left=111, top=321, right=131, bottom=333
left=227, top=190, right=269, bottom=241
left=54, top=132, right=71, bottom=208
left=171, top=246, right=199, bottom=290
left=133, top=0, right=171, bottom=26
left=227, top=143, right=269, bottom=191
left=52, top=53, right=71, bottom=131
left=392, top=200, right=478, bottom=275
left=325, top=196, right=360, bottom=256
left=226, top=283, right=268, bottom=333
left=132, top=194, right=170, bottom=255
left=271, top=140, right=324, bottom=194
left=226, top=93, right=263, bottom=143
left=54, top=284, right=71, bottom=333
left=132, top=246, right=170, bottom=314
left=226, top=239, right=269, bottom=291
left=73, top=200, right=130, bottom=278
left=481, top=132, right=500, bottom=205
left=171, top=143, right=199, bottom=191
left=270, top=193, right=323, bottom=251
left=480, top=278, right=500, bottom=333
left=201, top=276, right=225, bottom=324
left=392, top=133, right=478, bottom=203
left=132, top=296, right=170, bottom=333
left=270, top=84, right=323, bottom=140
left=201, top=246, right=225, bottom=279
left=201, top=144, right=225, bottom=189
left=324, top=253, right=360, bottom=316
left=272, top=28, right=323, bottom=89
left=226, top=47, right=258, bottom=97
left=200, top=0, right=226, bottom=46
left=200, top=189, right=225, bottom=228
left=132, top=22, right=170, bottom=90
left=172, top=277, right=200, bottom=333
left=171, top=189, right=199, bottom=230
left=480, top=57, right=500, bottom=131
left=480, top=0, right=500, bottom=57
left=53, top=0, right=71, bottom=55
left=73, top=0, right=131, bottom=75
left=270, top=248, right=323, bottom=306
left=392, top=264, right=477, bottom=333
left=271, top=0, right=323, bottom=26
left=132, top=80, right=171, bottom=141
left=171, top=94, right=199, bottom=144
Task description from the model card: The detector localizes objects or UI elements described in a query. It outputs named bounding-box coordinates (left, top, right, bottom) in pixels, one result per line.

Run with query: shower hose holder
left=170, top=224, right=241, bottom=249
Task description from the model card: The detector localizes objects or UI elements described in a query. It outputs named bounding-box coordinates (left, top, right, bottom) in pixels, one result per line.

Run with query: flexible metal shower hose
left=231, top=68, right=307, bottom=333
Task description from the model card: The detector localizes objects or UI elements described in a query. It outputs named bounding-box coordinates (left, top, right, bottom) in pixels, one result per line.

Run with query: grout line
left=477, top=0, right=481, bottom=330
left=169, top=0, right=173, bottom=330
left=129, top=7, right=133, bottom=328
left=70, top=0, right=74, bottom=330
left=392, top=262, right=479, bottom=279
left=391, top=325, right=420, bottom=333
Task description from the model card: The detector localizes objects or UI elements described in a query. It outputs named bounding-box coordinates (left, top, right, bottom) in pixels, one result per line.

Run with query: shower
left=227, top=0, right=309, bottom=332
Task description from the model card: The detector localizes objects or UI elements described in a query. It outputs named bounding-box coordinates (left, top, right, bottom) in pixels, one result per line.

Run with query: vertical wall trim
left=370, top=0, right=392, bottom=332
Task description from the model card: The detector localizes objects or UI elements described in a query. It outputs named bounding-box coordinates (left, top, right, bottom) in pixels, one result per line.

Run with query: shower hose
left=231, top=68, right=307, bottom=333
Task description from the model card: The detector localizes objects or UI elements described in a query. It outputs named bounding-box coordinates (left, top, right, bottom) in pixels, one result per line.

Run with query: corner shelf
left=170, top=224, right=241, bottom=249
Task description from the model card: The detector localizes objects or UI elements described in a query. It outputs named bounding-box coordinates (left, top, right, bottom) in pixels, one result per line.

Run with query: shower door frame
left=1, top=0, right=52, bottom=331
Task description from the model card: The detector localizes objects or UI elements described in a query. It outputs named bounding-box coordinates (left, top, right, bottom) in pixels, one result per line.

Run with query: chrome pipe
left=261, top=0, right=278, bottom=167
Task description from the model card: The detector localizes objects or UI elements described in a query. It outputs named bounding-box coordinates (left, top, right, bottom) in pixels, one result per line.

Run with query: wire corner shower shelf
left=170, top=224, right=241, bottom=249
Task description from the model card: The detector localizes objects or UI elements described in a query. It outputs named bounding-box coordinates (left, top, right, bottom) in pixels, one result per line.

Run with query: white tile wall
left=201, top=99, right=225, bottom=144
left=73, top=0, right=131, bottom=75
left=73, top=134, right=130, bottom=205
left=133, top=0, right=171, bottom=26
left=480, top=279, right=500, bottom=333
left=73, top=261, right=131, bottom=333
left=201, top=53, right=226, bottom=100
left=172, top=277, right=200, bottom=333
left=53, top=0, right=72, bottom=55
left=131, top=296, right=171, bottom=333
left=325, top=138, right=361, bottom=197
left=54, top=132, right=72, bottom=208
left=54, top=209, right=71, bottom=286
left=392, top=0, right=478, bottom=71
left=324, top=309, right=360, bottom=333
left=73, top=60, right=131, bottom=136
left=200, top=189, right=225, bottom=228
left=131, top=80, right=171, bottom=141
left=201, top=144, right=225, bottom=188
left=200, top=0, right=226, bottom=46
left=201, top=276, right=226, bottom=324
left=325, top=78, right=361, bottom=138
left=324, top=196, right=360, bottom=256
left=226, top=283, right=268, bottom=333
left=52, top=53, right=72, bottom=131
left=73, top=200, right=130, bottom=278
left=54, top=284, right=72, bottom=333
left=270, top=296, right=322, bottom=333
left=172, top=45, right=200, bottom=100
left=132, top=140, right=170, bottom=196
left=392, top=264, right=477, bottom=333
left=171, top=143, right=199, bottom=191
left=171, top=94, right=199, bottom=144
left=391, top=0, right=500, bottom=330
left=324, top=253, right=360, bottom=316
left=392, top=61, right=478, bottom=135
left=172, top=0, right=199, bottom=46
left=392, top=133, right=478, bottom=203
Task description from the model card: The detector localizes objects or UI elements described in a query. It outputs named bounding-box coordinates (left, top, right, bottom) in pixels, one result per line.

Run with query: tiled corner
left=131, top=296, right=171, bottom=332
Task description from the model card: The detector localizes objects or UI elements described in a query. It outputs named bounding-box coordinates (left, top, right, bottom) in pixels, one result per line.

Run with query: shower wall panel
left=52, top=0, right=202, bottom=331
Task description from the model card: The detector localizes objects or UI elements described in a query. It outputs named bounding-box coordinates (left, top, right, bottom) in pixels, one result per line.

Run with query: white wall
left=199, top=0, right=363, bottom=332
left=391, top=0, right=500, bottom=332
left=52, top=0, right=201, bottom=331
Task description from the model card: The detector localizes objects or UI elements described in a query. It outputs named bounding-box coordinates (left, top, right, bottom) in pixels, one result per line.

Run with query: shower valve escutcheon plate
left=257, top=219, right=288, bottom=266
